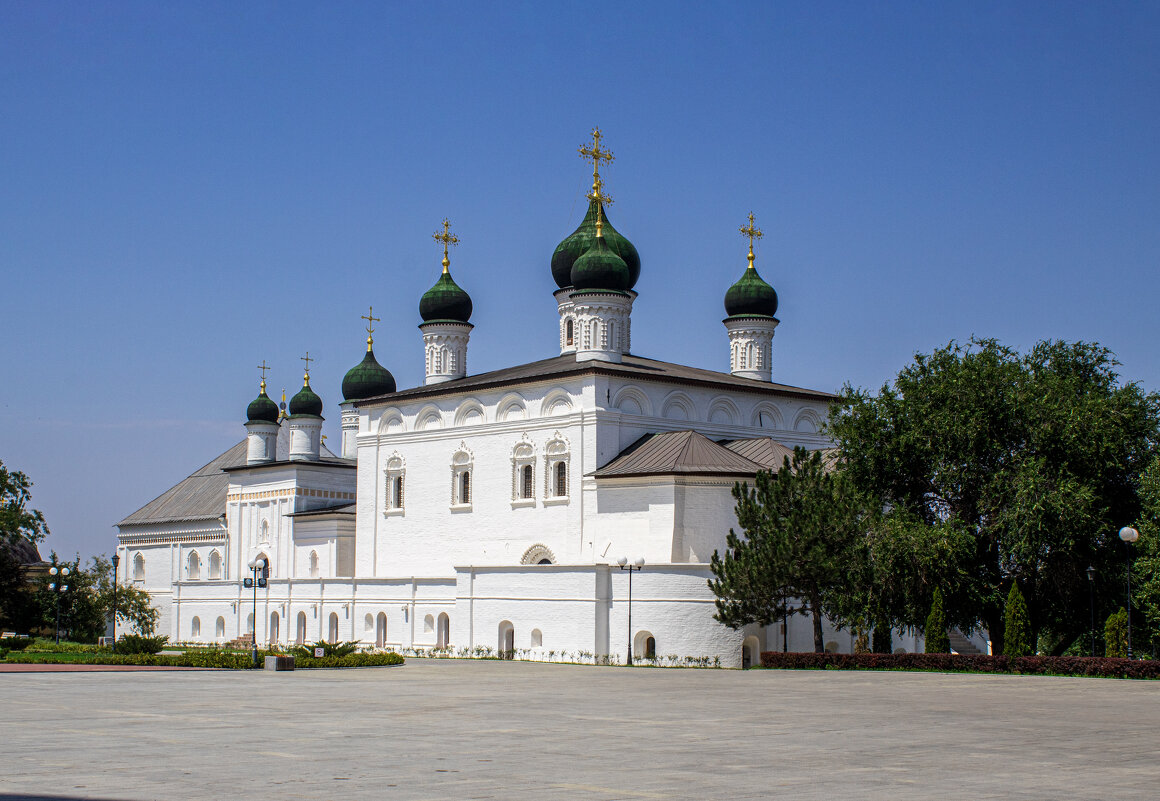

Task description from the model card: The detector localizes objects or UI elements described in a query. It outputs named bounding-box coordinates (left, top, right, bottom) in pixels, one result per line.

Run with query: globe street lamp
left=47, top=565, right=71, bottom=644
left=1086, top=565, right=1096, bottom=657
left=617, top=556, right=644, bottom=665
left=246, top=556, right=268, bottom=667
left=110, top=552, right=121, bottom=653
left=1119, top=526, right=1139, bottom=659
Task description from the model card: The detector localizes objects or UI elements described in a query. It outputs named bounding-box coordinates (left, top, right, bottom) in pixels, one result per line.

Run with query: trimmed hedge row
left=4, top=650, right=256, bottom=668
left=759, top=651, right=1160, bottom=679
left=294, top=652, right=404, bottom=669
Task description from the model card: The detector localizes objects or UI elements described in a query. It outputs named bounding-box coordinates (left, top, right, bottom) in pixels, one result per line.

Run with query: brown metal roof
left=721, top=437, right=796, bottom=469
left=592, top=430, right=766, bottom=478
left=286, top=503, right=357, bottom=518
left=358, top=353, right=837, bottom=406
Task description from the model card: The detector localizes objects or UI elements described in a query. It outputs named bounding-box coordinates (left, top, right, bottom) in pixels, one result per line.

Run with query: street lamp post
left=246, top=556, right=268, bottom=667
left=1086, top=566, right=1096, bottom=657
left=47, top=565, right=71, bottom=644
left=616, top=557, right=644, bottom=665
left=111, top=553, right=120, bottom=653
left=1119, top=526, right=1139, bottom=659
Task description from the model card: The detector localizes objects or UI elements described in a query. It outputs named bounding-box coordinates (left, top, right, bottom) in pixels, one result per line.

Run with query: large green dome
left=571, top=234, right=631, bottom=292
left=551, top=199, right=640, bottom=290
left=724, top=264, right=778, bottom=318
left=419, top=270, right=473, bottom=323
left=288, top=379, right=323, bottom=417
left=246, top=384, right=280, bottom=424
left=342, top=349, right=396, bottom=401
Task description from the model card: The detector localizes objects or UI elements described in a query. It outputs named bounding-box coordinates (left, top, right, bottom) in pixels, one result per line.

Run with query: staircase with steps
left=948, top=629, right=984, bottom=655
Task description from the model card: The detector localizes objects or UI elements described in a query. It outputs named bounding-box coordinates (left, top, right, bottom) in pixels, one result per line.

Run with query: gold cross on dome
left=586, top=175, right=614, bottom=206
left=256, top=360, right=270, bottom=381
left=301, top=351, right=313, bottom=378
left=739, top=212, right=764, bottom=266
left=432, top=218, right=459, bottom=272
left=361, top=306, right=380, bottom=350
left=578, top=127, right=614, bottom=187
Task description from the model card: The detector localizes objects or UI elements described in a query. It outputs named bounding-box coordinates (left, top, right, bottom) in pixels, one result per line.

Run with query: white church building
left=116, top=135, right=939, bottom=667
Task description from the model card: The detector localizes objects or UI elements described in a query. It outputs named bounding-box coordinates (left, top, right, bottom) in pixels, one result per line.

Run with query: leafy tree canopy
left=0, top=460, right=49, bottom=546
left=828, top=338, right=1160, bottom=654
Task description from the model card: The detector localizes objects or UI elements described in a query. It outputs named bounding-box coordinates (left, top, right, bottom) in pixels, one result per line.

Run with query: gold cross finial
left=579, top=126, right=614, bottom=198
left=257, top=360, right=270, bottom=392
left=301, top=351, right=313, bottom=384
left=432, top=218, right=459, bottom=273
left=361, top=306, right=380, bottom=351
left=739, top=212, right=764, bottom=268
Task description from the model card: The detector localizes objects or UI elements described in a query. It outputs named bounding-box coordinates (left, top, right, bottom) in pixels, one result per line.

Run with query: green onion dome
left=551, top=199, right=640, bottom=290
left=571, top=232, right=631, bottom=292
left=246, top=382, right=280, bottom=424
left=724, top=263, right=778, bottom=318
left=419, top=269, right=473, bottom=323
left=342, top=348, right=396, bottom=401
left=288, top=377, right=323, bottom=417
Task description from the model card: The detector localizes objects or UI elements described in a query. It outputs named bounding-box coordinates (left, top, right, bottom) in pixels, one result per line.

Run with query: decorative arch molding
left=543, top=431, right=572, bottom=501
left=611, top=385, right=652, bottom=417
left=660, top=390, right=696, bottom=422
left=415, top=404, right=444, bottom=431
left=385, top=450, right=406, bottom=471
left=750, top=402, right=784, bottom=430
left=377, top=408, right=405, bottom=434
left=521, top=544, right=557, bottom=565
left=793, top=407, right=823, bottom=434
left=510, top=433, right=536, bottom=460
left=496, top=392, right=528, bottom=422
left=384, top=451, right=406, bottom=515
left=539, top=388, right=574, bottom=417
left=707, top=396, right=741, bottom=426
left=453, top=397, right=487, bottom=427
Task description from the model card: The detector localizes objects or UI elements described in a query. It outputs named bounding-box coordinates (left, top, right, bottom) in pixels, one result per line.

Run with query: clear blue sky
left=3, top=1, right=1158, bottom=561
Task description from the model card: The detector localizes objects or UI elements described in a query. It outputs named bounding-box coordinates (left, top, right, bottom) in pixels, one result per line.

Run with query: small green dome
left=288, top=380, right=323, bottom=417
left=724, top=265, right=778, bottom=318
left=419, top=270, right=473, bottom=323
left=551, top=199, right=640, bottom=290
left=571, top=233, right=631, bottom=292
left=246, top=384, right=279, bottom=425
left=342, top=349, right=396, bottom=401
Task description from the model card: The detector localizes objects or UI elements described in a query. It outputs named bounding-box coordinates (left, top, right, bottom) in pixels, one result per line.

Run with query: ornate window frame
left=384, top=452, right=406, bottom=517
left=511, top=436, right=536, bottom=508
left=542, top=432, right=571, bottom=506
left=450, top=442, right=473, bottom=511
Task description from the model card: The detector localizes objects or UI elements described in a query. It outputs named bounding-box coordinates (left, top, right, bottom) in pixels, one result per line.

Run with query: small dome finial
left=432, top=217, right=459, bottom=275
left=300, top=351, right=313, bottom=386
left=361, top=306, right=380, bottom=352
left=740, top=211, right=764, bottom=270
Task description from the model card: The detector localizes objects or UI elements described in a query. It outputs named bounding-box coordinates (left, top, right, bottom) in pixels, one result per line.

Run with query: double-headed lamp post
left=111, top=553, right=120, bottom=653
left=47, top=565, right=71, bottom=644
left=1086, top=566, right=1096, bottom=657
left=616, top=556, right=644, bottom=665
left=246, top=556, right=268, bottom=667
left=1119, top=526, right=1139, bottom=659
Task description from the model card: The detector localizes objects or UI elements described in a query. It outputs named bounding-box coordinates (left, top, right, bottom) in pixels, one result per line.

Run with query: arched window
left=565, top=318, right=574, bottom=346
left=437, top=613, right=450, bottom=648
left=328, top=612, right=339, bottom=644
left=511, top=439, right=535, bottom=506
left=555, top=461, right=567, bottom=497
left=498, top=620, right=514, bottom=658
left=634, top=630, right=656, bottom=661
left=247, top=612, right=255, bottom=634
left=215, top=616, right=226, bottom=639
left=520, top=464, right=533, bottom=498
left=531, top=628, right=543, bottom=648
left=607, top=320, right=616, bottom=350
left=394, top=476, right=404, bottom=507
left=208, top=550, right=222, bottom=580
left=376, top=612, right=387, bottom=648
left=191, top=616, right=201, bottom=639
left=260, top=519, right=269, bottom=542
left=269, top=611, right=280, bottom=645
left=309, top=551, right=319, bottom=578
left=451, top=445, right=473, bottom=508
left=296, top=611, right=307, bottom=644
left=460, top=471, right=471, bottom=504
left=385, top=454, right=406, bottom=515
left=132, top=553, right=145, bottom=581
left=646, top=636, right=656, bottom=659
left=187, top=551, right=200, bottom=580
left=544, top=434, right=571, bottom=502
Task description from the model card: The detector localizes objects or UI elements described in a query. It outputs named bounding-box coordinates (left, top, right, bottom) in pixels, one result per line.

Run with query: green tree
left=89, top=554, right=158, bottom=635
left=828, top=338, right=1160, bottom=654
left=1, top=460, right=49, bottom=547
left=1131, top=454, right=1160, bottom=654
left=924, top=588, right=950, bottom=653
left=30, top=554, right=104, bottom=642
left=1104, top=607, right=1129, bottom=658
left=1004, top=582, right=1033, bottom=657
left=871, top=617, right=892, bottom=654
left=709, top=447, right=872, bottom=652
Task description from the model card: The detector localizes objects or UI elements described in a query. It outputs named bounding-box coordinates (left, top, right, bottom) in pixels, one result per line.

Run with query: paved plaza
left=2, top=659, right=1158, bottom=800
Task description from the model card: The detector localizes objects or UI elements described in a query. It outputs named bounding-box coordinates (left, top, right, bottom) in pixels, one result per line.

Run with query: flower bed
left=759, top=651, right=1160, bottom=679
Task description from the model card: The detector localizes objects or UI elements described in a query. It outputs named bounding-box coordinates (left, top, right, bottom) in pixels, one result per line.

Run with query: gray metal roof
left=592, top=430, right=767, bottom=478
left=117, top=424, right=340, bottom=527
left=721, top=437, right=796, bottom=469
left=359, top=353, right=837, bottom=406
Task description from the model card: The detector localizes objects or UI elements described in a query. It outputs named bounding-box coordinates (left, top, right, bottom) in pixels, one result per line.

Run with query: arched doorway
left=634, top=630, right=657, bottom=661
left=436, top=612, right=450, bottom=648
left=296, top=611, right=307, bottom=644
left=498, top=620, right=514, bottom=658
left=269, top=611, right=280, bottom=645
left=328, top=612, right=339, bottom=643
left=742, top=635, right=760, bottom=669
left=376, top=612, right=387, bottom=648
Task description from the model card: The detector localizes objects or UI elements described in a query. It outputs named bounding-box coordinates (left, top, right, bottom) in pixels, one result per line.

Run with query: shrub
left=1004, top=583, right=1033, bottom=657
left=294, top=652, right=404, bottom=669
left=289, top=640, right=359, bottom=659
left=1105, top=607, right=1129, bottom=659
left=116, top=634, right=169, bottom=654
left=0, top=636, right=32, bottom=652
left=925, top=589, right=950, bottom=653
left=758, top=651, right=1160, bottom=679
left=26, top=638, right=102, bottom=653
